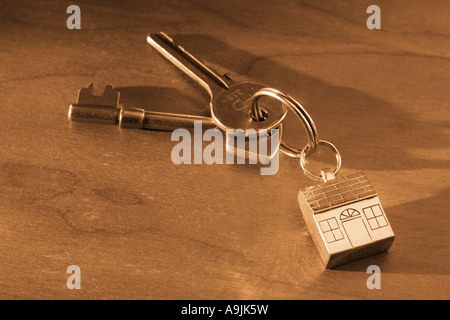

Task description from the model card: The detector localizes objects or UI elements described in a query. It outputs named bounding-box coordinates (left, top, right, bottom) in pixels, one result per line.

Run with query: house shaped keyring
left=250, top=88, right=395, bottom=269
left=298, top=171, right=394, bottom=268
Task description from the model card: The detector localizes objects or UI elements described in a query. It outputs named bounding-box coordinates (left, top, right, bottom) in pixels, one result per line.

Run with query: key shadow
left=152, top=33, right=450, bottom=172
left=114, top=85, right=210, bottom=117
left=139, top=34, right=450, bottom=277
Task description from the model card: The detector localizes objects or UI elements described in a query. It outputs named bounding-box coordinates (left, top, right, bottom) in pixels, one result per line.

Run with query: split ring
left=300, top=140, right=342, bottom=181
left=251, top=87, right=319, bottom=157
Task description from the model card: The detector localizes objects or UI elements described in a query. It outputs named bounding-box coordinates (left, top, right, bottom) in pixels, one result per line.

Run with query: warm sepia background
left=1, top=0, right=449, bottom=299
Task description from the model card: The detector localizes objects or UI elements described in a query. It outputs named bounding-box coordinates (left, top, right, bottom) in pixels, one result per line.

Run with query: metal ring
left=250, top=87, right=319, bottom=157
left=299, top=140, right=342, bottom=181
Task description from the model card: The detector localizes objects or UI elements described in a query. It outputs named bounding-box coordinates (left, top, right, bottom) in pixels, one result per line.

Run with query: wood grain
left=0, top=0, right=449, bottom=299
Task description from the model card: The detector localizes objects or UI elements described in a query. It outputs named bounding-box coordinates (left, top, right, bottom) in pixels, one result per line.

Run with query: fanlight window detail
left=340, top=208, right=360, bottom=220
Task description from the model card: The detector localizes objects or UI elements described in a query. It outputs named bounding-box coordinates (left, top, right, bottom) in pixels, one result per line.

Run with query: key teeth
left=76, top=83, right=120, bottom=108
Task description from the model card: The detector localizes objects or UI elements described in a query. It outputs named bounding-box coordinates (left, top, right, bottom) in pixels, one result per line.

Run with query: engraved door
left=340, top=209, right=372, bottom=247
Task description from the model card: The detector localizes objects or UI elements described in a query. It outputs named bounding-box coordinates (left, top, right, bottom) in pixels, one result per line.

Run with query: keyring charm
left=295, top=139, right=395, bottom=268
left=258, top=88, right=398, bottom=268
left=251, top=87, right=319, bottom=157
left=299, top=140, right=342, bottom=181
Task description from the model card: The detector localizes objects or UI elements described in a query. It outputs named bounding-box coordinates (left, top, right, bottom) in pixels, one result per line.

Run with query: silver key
left=146, top=32, right=287, bottom=132
left=68, top=83, right=217, bottom=131
left=68, top=83, right=282, bottom=161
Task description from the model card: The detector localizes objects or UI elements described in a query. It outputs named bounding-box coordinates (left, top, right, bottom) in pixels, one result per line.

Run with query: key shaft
left=68, top=104, right=217, bottom=131
left=147, top=32, right=232, bottom=99
left=69, top=83, right=217, bottom=131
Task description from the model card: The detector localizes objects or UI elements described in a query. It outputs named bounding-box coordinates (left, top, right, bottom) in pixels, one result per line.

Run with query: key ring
left=250, top=87, right=319, bottom=157
left=68, top=31, right=394, bottom=269
left=251, top=87, right=341, bottom=179
left=300, top=139, right=342, bottom=181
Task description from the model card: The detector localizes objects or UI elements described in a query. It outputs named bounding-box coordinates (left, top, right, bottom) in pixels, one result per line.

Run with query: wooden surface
left=1, top=0, right=449, bottom=299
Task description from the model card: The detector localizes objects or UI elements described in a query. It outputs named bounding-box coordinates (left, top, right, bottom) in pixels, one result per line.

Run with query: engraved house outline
left=300, top=172, right=391, bottom=249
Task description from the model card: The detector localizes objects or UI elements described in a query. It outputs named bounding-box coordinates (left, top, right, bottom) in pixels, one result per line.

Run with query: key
left=146, top=32, right=287, bottom=132
left=68, top=83, right=282, bottom=162
left=68, top=83, right=216, bottom=131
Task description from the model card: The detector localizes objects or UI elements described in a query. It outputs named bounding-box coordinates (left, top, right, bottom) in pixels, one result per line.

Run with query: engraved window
left=363, top=204, right=388, bottom=230
left=319, top=218, right=344, bottom=243
left=340, top=208, right=360, bottom=220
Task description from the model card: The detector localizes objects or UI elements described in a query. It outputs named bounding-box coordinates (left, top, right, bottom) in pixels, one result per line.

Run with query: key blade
left=147, top=32, right=230, bottom=98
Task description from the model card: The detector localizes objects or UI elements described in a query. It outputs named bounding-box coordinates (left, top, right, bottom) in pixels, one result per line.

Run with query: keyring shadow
left=117, top=33, right=449, bottom=177
left=137, top=34, right=449, bottom=277
left=153, top=33, right=450, bottom=172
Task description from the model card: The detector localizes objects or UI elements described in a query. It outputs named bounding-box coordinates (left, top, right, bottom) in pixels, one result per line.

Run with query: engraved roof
left=300, top=172, right=377, bottom=214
